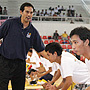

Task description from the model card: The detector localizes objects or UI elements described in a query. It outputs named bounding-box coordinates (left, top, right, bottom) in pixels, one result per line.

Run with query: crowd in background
left=0, top=5, right=83, bottom=23
left=31, top=5, right=83, bottom=22
left=0, top=5, right=8, bottom=15
left=33, top=5, right=83, bottom=18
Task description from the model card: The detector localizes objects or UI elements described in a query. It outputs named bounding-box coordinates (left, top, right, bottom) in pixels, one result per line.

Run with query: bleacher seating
left=44, top=40, right=49, bottom=44
left=48, top=36, right=52, bottom=39
left=41, top=35, right=72, bottom=52
left=49, top=40, right=54, bottom=43
left=43, top=36, right=47, bottom=39
left=55, top=40, right=59, bottom=43
left=67, top=36, right=70, bottom=40
left=67, top=45, right=72, bottom=49
left=0, top=0, right=89, bottom=23
left=58, top=36, right=62, bottom=39
left=65, top=40, right=70, bottom=44
left=62, top=45, right=67, bottom=49
left=60, top=40, right=64, bottom=44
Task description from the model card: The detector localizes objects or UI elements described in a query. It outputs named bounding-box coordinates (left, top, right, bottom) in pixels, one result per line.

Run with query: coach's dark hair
left=20, top=2, right=34, bottom=12
left=45, top=42, right=63, bottom=56
left=70, top=26, right=90, bottom=46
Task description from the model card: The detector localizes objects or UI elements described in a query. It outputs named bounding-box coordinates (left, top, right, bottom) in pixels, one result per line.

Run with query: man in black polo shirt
left=0, top=2, right=49, bottom=90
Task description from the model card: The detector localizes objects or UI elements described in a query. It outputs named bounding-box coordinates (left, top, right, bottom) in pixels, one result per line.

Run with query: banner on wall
left=0, top=19, right=6, bottom=26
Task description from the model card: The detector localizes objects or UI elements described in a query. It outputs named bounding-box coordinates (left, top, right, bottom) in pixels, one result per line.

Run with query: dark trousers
left=39, top=73, right=53, bottom=81
left=0, top=55, right=26, bottom=90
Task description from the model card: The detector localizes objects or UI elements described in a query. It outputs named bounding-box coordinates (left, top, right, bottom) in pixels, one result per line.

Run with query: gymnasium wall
left=32, top=21, right=90, bottom=36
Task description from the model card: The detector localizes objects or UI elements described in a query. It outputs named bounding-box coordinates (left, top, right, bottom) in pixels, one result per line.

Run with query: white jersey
left=40, top=57, right=52, bottom=71
left=85, top=58, right=90, bottom=74
left=50, top=62, right=60, bottom=76
left=26, top=49, right=60, bottom=76
left=40, top=57, right=59, bottom=76
left=26, top=49, right=40, bottom=70
left=59, top=51, right=90, bottom=84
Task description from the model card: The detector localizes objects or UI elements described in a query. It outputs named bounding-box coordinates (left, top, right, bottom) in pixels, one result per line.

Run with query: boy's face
left=71, top=35, right=86, bottom=55
left=46, top=51, right=57, bottom=63
left=20, top=6, right=33, bottom=23
left=28, top=51, right=32, bottom=57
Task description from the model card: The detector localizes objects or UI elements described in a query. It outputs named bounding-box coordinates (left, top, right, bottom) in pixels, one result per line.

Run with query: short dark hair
left=28, top=69, right=36, bottom=75
left=28, top=49, right=32, bottom=53
left=45, top=42, right=63, bottom=56
left=20, top=2, right=34, bottom=12
left=70, top=26, right=90, bottom=46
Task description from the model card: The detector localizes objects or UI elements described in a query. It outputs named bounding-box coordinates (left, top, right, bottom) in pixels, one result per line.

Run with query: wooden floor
left=8, top=85, right=43, bottom=90
left=8, top=76, right=62, bottom=90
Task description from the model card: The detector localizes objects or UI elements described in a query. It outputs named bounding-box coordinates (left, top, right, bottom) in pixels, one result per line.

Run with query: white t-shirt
left=50, top=62, right=60, bottom=76
left=40, top=57, right=52, bottom=71
left=40, top=57, right=59, bottom=76
left=26, top=49, right=40, bottom=70
left=59, top=51, right=90, bottom=84
left=85, top=58, right=90, bottom=74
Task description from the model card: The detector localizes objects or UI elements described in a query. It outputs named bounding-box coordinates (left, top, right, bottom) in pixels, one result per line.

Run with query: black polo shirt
left=0, top=17, right=45, bottom=60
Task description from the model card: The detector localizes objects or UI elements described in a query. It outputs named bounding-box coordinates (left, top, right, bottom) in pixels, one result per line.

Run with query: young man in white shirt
left=26, top=49, right=61, bottom=82
left=26, top=49, right=40, bottom=70
left=43, top=42, right=90, bottom=90
left=33, top=49, right=61, bottom=82
left=70, top=26, right=90, bottom=90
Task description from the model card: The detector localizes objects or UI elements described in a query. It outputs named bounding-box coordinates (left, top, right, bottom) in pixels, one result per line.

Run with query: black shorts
left=74, top=84, right=90, bottom=90
left=39, top=73, right=53, bottom=81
